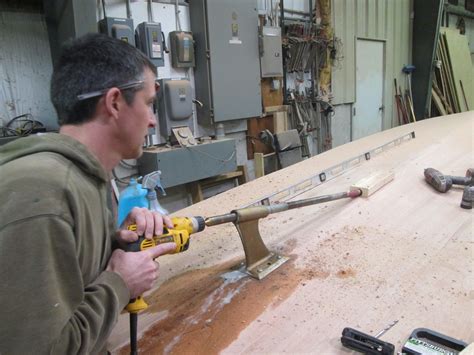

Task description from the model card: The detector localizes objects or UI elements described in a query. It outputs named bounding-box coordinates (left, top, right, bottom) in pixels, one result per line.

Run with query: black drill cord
left=130, top=313, right=138, bottom=355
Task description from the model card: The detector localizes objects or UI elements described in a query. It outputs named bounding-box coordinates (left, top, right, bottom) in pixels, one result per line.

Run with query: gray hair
left=50, top=33, right=157, bottom=125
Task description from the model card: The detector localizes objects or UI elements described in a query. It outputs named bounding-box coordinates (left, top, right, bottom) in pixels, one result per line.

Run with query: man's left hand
left=116, top=207, right=173, bottom=247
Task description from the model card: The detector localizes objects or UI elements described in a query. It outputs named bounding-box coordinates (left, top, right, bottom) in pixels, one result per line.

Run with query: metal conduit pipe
left=125, top=0, right=132, bottom=19
left=283, top=8, right=312, bottom=17
left=280, top=0, right=287, bottom=104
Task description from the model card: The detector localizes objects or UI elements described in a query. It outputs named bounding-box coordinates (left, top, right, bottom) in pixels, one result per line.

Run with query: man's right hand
left=106, top=243, right=176, bottom=299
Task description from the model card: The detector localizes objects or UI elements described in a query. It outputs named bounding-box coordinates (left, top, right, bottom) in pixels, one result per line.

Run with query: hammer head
left=402, top=64, right=416, bottom=74
left=461, top=186, right=474, bottom=209
left=466, top=169, right=474, bottom=177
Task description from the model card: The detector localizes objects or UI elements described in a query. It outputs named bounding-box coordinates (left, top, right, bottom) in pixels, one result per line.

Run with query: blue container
left=117, top=178, right=148, bottom=226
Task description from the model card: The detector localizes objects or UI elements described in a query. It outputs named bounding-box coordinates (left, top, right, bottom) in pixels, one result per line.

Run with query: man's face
left=118, top=68, right=158, bottom=159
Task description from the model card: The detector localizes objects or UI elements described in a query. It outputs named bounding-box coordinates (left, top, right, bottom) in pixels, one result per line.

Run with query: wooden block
left=201, top=171, right=243, bottom=185
left=254, top=153, right=265, bottom=178
left=236, top=165, right=248, bottom=185
left=265, top=105, right=288, bottom=114
left=188, top=166, right=248, bottom=203
left=187, top=182, right=203, bottom=204
left=273, top=111, right=288, bottom=134
left=350, top=171, right=395, bottom=197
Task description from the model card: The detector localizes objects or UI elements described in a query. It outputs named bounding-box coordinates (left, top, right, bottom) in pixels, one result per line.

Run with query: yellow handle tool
left=124, top=216, right=205, bottom=313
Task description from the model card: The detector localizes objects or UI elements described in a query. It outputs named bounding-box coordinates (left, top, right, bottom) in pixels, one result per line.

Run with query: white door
left=353, top=39, right=385, bottom=140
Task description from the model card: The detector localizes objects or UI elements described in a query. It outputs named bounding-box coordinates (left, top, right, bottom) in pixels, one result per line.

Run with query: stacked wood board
left=109, top=112, right=473, bottom=354
left=432, top=27, right=474, bottom=115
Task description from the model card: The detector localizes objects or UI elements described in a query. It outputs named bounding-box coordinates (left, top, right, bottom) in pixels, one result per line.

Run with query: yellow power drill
left=125, top=216, right=205, bottom=312
left=124, top=216, right=205, bottom=354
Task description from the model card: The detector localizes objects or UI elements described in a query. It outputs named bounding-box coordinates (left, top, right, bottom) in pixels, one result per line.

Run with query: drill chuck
left=191, top=216, right=206, bottom=233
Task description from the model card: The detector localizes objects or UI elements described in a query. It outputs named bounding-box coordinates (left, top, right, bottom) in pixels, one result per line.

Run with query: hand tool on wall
left=402, top=65, right=416, bottom=122
left=424, top=168, right=473, bottom=193
left=394, top=79, right=409, bottom=125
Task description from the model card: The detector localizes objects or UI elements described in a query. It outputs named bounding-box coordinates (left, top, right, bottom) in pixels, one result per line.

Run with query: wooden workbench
left=109, top=112, right=473, bottom=354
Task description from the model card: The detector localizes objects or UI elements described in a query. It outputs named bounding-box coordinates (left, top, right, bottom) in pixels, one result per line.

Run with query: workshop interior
left=1, top=0, right=473, bottom=354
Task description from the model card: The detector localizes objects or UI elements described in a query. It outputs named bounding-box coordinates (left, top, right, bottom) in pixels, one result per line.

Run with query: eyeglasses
left=76, top=79, right=160, bottom=101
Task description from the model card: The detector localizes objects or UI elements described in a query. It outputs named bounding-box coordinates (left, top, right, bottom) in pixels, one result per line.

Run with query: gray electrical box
left=189, top=0, right=262, bottom=125
left=157, top=79, right=194, bottom=139
left=135, top=22, right=164, bottom=67
left=260, top=26, right=283, bottom=77
left=138, top=139, right=237, bottom=188
left=169, top=31, right=195, bottom=68
left=99, top=17, right=135, bottom=46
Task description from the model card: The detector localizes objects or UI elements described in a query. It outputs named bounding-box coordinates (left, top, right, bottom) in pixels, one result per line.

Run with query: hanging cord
left=273, top=1, right=279, bottom=28
left=112, top=168, right=130, bottom=185
left=330, top=36, right=344, bottom=70
left=147, top=0, right=154, bottom=22
left=119, top=160, right=138, bottom=169
left=175, top=0, right=182, bottom=31
left=125, top=0, right=132, bottom=19
left=101, top=0, right=107, bottom=18
left=2, top=113, right=44, bottom=137
left=185, top=146, right=236, bottom=163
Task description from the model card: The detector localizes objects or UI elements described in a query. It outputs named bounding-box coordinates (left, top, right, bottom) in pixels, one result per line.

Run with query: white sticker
left=229, top=38, right=242, bottom=45
left=404, top=338, right=457, bottom=355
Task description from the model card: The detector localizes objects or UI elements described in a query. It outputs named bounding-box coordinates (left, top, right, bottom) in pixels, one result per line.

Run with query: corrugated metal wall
left=332, top=0, right=412, bottom=129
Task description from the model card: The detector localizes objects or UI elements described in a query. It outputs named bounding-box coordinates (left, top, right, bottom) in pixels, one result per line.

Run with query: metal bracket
left=232, top=207, right=289, bottom=279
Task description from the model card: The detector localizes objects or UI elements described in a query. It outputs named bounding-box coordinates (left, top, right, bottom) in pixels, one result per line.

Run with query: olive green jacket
left=0, top=133, right=129, bottom=354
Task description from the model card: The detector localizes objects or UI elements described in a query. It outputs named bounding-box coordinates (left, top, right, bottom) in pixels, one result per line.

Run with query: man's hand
left=116, top=207, right=173, bottom=247
left=106, top=243, right=176, bottom=299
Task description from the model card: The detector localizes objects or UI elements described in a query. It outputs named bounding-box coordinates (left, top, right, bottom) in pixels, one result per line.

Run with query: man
left=0, top=33, right=175, bottom=353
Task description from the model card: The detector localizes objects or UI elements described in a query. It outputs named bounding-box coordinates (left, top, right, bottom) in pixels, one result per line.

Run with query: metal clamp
left=232, top=207, right=289, bottom=279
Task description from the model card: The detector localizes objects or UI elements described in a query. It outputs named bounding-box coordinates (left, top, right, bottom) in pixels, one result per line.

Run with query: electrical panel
left=189, top=0, right=261, bottom=124
left=169, top=31, right=195, bottom=68
left=98, top=17, right=135, bottom=46
left=260, top=26, right=283, bottom=78
left=157, top=79, right=194, bottom=140
left=135, top=22, right=165, bottom=67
